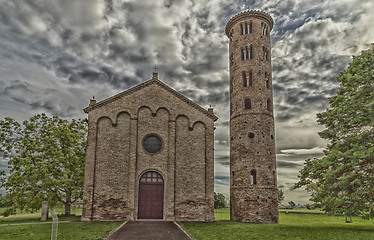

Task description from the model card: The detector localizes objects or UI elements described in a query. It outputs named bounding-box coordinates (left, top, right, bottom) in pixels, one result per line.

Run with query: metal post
left=50, top=210, right=58, bottom=240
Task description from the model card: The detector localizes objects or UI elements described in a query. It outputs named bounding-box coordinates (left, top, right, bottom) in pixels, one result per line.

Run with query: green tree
left=295, top=46, right=374, bottom=221
left=0, top=114, right=87, bottom=216
left=214, top=192, right=226, bottom=209
left=288, top=201, right=296, bottom=208
left=278, top=188, right=285, bottom=205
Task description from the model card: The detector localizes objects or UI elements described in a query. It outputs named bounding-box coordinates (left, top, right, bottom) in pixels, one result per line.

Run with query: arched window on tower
left=250, top=169, right=257, bottom=185
left=248, top=21, right=252, bottom=34
left=244, top=22, right=248, bottom=34
left=249, top=45, right=253, bottom=59
left=262, top=22, right=268, bottom=36
left=263, top=46, right=269, bottom=61
left=240, top=23, right=244, bottom=35
left=245, top=46, right=249, bottom=59
left=241, top=48, right=244, bottom=60
left=248, top=71, right=253, bottom=87
left=245, top=98, right=251, bottom=110
left=265, top=72, right=270, bottom=88
left=267, top=98, right=271, bottom=111
left=242, top=71, right=247, bottom=87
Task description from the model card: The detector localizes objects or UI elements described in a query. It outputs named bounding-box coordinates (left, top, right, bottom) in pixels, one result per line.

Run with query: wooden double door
left=138, top=171, right=164, bottom=219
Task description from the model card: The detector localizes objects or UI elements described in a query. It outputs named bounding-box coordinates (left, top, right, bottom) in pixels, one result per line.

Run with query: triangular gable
left=83, top=77, right=218, bottom=121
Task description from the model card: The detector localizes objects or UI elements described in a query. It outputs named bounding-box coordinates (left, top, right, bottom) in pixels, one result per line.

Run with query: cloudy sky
left=0, top=0, right=373, bottom=204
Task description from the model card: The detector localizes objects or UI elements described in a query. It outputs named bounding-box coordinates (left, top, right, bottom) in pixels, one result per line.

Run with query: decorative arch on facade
left=191, top=121, right=207, bottom=131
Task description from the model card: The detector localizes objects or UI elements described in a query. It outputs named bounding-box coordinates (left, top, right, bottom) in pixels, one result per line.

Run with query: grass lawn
left=1, top=207, right=373, bottom=240
left=0, top=221, right=122, bottom=240
left=0, top=207, right=123, bottom=240
left=180, top=208, right=374, bottom=240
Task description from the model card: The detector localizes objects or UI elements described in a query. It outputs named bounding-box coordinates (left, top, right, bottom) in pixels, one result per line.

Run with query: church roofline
left=83, top=78, right=218, bottom=121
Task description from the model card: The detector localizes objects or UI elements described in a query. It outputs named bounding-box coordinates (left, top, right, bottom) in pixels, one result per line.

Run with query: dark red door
left=138, top=171, right=164, bottom=219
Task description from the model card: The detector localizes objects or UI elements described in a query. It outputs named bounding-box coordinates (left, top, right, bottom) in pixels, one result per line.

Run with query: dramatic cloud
left=0, top=0, right=373, bottom=203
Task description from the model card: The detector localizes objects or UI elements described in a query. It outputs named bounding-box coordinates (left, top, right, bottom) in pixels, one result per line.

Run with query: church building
left=81, top=72, right=217, bottom=221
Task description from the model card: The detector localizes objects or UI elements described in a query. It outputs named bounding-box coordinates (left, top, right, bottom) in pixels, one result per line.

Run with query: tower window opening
left=245, top=98, right=251, bottom=110
left=267, top=99, right=271, bottom=111
left=240, top=23, right=244, bottom=35
left=263, top=47, right=269, bottom=61
left=245, top=46, right=249, bottom=59
left=250, top=170, right=257, bottom=185
left=261, top=22, right=268, bottom=36
left=248, top=71, right=253, bottom=87
left=243, top=71, right=252, bottom=87
left=248, top=21, right=252, bottom=33
left=242, top=71, right=247, bottom=87
left=248, top=132, right=255, bottom=139
left=244, top=22, right=248, bottom=34
left=230, top=79, right=233, bottom=94
left=265, top=72, right=270, bottom=88
left=249, top=45, right=253, bottom=59
left=232, top=171, right=235, bottom=185
left=241, top=48, right=245, bottom=60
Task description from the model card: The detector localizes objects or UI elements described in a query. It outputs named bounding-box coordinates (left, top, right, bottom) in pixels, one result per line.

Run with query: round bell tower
left=226, top=10, right=278, bottom=223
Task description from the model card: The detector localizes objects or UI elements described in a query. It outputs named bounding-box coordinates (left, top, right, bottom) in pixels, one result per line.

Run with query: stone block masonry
left=226, top=10, right=279, bottom=223
left=81, top=73, right=217, bottom=222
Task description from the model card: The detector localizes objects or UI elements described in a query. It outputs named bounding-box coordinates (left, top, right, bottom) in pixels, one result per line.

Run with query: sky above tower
left=0, top=0, right=373, bottom=204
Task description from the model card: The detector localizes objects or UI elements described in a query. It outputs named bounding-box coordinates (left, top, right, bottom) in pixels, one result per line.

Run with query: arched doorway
left=138, top=171, right=164, bottom=219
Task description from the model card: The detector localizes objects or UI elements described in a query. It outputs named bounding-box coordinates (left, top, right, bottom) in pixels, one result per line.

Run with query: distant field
left=180, top=208, right=374, bottom=240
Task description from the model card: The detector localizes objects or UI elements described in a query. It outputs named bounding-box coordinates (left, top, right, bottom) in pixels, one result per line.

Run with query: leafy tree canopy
left=214, top=192, right=227, bottom=209
left=0, top=114, right=87, bottom=216
left=278, top=188, right=285, bottom=205
left=295, top=46, right=374, bottom=220
left=288, top=201, right=296, bottom=208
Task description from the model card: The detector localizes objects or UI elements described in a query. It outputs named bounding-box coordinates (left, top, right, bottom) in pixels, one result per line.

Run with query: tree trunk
left=64, top=202, right=71, bottom=216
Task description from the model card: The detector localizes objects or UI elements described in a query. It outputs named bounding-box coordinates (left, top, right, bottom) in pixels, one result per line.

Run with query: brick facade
left=226, top=11, right=279, bottom=223
left=81, top=73, right=217, bottom=222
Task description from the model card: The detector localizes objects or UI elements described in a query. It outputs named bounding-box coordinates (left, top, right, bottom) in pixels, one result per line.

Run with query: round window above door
left=143, top=135, right=162, bottom=153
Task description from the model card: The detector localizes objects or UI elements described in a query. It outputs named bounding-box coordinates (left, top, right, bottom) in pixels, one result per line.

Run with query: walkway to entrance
left=104, top=221, right=193, bottom=240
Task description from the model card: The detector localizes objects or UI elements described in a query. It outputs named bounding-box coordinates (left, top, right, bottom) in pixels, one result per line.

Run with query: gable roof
left=83, top=77, right=218, bottom=121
